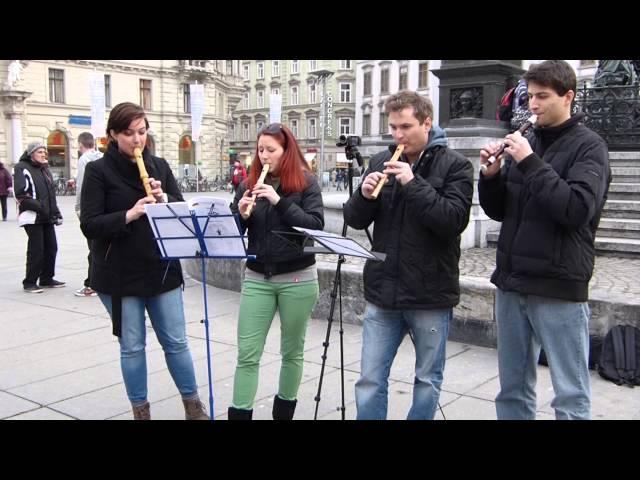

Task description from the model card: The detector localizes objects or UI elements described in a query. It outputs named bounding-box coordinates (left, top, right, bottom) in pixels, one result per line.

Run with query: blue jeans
left=495, top=289, right=591, bottom=420
left=355, top=302, right=451, bottom=420
left=98, top=288, right=199, bottom=405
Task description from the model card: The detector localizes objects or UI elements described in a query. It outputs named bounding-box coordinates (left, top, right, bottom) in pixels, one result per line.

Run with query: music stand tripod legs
left=313, top=145, right=371, bottom=420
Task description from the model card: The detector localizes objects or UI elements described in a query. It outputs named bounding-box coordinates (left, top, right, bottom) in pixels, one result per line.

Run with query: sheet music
left=292, top=226, right=378, bottom=259
left=145, top=198, right=246, bottom=258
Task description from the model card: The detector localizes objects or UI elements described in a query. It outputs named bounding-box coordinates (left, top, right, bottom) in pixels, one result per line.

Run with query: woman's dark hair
left=106, top=102, right=149, bottom=142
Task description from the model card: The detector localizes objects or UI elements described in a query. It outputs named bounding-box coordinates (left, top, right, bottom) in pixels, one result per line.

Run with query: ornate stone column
left=0, top=88, right=32, bottom=164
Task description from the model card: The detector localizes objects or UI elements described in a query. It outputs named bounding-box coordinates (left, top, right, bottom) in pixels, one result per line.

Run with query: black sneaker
left=24, top=284, right=44, bottom=293
left=39, top=279, right=66, bottom=288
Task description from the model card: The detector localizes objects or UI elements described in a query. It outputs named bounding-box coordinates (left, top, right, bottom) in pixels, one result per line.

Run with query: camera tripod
left=313, top=142, right=371, bottom=420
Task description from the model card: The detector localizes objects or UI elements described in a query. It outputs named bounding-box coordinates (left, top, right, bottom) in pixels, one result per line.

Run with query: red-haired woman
left=229, top=123, right=324, bottom=420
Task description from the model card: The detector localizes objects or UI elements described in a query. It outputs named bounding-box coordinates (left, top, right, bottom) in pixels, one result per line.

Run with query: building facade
left=229, top=60, right=357, bottom=183
left=0, top=60, right=244, bottom=182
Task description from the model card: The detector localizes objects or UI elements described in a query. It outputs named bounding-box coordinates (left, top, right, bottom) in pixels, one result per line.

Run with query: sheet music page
left=187, top=196, right=232, bottom=217
left=144, top=202, right=201, bottom=258
left=292, top=226, right=377, bottom=259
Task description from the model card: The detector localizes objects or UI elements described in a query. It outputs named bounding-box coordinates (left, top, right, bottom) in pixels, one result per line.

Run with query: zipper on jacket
left=104, top=243, right=112, bottom=261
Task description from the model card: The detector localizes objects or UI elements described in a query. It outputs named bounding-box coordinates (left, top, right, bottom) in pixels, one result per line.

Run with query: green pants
left=232, top=278, right=319, bottom=410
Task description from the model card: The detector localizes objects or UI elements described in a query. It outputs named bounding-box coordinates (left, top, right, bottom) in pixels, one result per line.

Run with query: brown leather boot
left=132, top=401, right=151, bottom=420
left=183, top=397, right=210, bottom=420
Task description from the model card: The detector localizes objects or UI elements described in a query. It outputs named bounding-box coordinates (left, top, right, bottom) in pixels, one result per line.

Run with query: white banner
left=269, top=94, right=282, bottom=124
left=89, top=72, right=105, bottom=139
left=190, top=83, right=205, bottom=140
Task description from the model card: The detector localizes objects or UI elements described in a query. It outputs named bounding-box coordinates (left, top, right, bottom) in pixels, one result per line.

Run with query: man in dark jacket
left=13, top=141, right=65, bottom=293
left=344, top=90, right=474, bottom=420
left=479, top=60, right=611, bottom=420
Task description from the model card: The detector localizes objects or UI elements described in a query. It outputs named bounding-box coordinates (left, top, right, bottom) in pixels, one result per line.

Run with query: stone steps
left=597, top=218, right=640, bottom=240
left=602, top=200, right=640, bottom=219
left=607, top=183, right=640, bottom=200
left=486, top=230, right=640, bottom=256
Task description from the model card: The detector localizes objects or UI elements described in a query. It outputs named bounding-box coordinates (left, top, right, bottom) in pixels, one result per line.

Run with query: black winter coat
left=232, top=171, right=324, bottom=278
left=13, top=152, right=61, bottom=225
left=80, top=143, right=184, bottom=335
left=344, top=145, right=474, bottom=310
left=478, top=113, right=611, bottom=302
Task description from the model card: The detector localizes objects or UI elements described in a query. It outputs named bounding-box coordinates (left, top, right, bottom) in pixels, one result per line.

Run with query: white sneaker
left=75, top=286, right=97, bottom=297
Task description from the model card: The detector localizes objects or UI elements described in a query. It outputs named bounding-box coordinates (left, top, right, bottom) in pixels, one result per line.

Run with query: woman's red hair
left=246, top=123, right=310, bottom=193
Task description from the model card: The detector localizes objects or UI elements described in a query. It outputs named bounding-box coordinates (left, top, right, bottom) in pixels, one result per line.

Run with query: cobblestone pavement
left=318, top=247, right=640, bottom=300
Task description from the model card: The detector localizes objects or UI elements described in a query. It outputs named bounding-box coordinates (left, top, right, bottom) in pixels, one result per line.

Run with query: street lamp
left=310, top=69, right=334, bottom=190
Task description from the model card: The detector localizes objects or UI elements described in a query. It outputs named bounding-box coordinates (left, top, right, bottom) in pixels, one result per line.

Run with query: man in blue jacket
left=479, top=60, right=611, bottom=420
left=344, top=90, right=473, bottom=420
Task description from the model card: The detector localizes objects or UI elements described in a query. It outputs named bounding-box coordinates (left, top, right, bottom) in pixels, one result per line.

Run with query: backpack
left=496, top=86, right=516, bottom=122
left=597, top=325, right=640, bottom=387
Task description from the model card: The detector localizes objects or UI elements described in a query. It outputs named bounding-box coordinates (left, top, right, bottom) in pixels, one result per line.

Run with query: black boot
left=272, top=395, right=297, bottom=420
left=227, top=406, right=253, bottom=420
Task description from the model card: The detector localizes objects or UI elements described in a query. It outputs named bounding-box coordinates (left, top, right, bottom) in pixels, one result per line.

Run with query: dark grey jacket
left=478, top=113, right=611, bottom=302
left=344, top=127, right=474, bottom=310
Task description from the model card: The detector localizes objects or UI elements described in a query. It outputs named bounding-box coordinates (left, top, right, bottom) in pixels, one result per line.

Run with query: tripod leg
left=313, top=257, right=344, bottom=420
left=338, top=264, right=346, bottom=420
left=200, top=255, right=215, bottom=421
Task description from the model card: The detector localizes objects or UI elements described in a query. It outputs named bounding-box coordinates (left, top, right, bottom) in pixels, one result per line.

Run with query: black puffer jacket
left=344, top=130, right=474, bottom=310
left=478, top=113, right=611, bottom=302
left=13, top=152, right=61, bottom=225
left=80, top=142, right=184, bottom=335
left=232, top=171, right=324, bottom=278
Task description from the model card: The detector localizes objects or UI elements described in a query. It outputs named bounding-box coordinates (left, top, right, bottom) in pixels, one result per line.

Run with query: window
left=290, top=119, right=298, bottom=137
left=309, top=84, right=316, bottom=104
left=290, top=86, right=299, bottom=105
left=226, top=60, right=233, bottom=75
left=272, top=60, right=280, bottom=77
left=140, top=79, right=152, bottom=110
left=363, top=71, right=372, bottom=96
left=243, top=63, right=250, bottom=80
left=308, top=118, right=317, bottom=139
left=399, top=65, right=408, bottom=90
left=340, top=60, right=352, bottom=69
left=379, top=111, right=388, bottom=134
left=291, top=60, right=299, bottom=74
left=243, top=92, right=250, bottom=109
left=339, top=118, right=352, bottom=135
left=49, top=68, right=65, bottom=103
left=218, top=92, right=224, bottom=117
left=183, top=83, right=190, bottom=113
left=380, top=68, right=389, bottom=93
left=256, top=120, right=264, bottom=134
left=309, top=60, right=317, bottom=71
left=363, top=114, right=371, bottom=135
left=340, top=83, right=351, bottom=103
left=230, top=123, right=236, bottom=141
left=271, top=87, right=280, bottom=96
left=104, top=74, right=111, bottom=108
left=418, top=62, right=429, bottom=89
left=257, top=90, right=264, bottom=108
left=242, top=122, right=250, bottom=141
left=257, top=62, right=264, bottom=79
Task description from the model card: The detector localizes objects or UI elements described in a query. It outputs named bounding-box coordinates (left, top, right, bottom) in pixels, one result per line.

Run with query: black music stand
left=273, top=227, right=384, bottom=420
left=145, top=199, right=251, bottom=420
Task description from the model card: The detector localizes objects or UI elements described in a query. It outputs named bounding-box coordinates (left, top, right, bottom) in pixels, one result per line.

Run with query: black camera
left=336, top=135, right=361, bottom=147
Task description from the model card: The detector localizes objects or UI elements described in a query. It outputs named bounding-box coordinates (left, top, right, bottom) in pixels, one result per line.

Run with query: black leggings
left=23, top=223, right=58, bottom=286
left=0, top=195, right=7, bottom=220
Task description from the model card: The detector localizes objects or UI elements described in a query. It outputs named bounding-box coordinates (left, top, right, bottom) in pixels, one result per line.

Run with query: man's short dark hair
left=384, top=90, right=433, bottom=124
left=78, top=132, right=95, bottom=149
left=524, top=60, right=577, bottom=97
